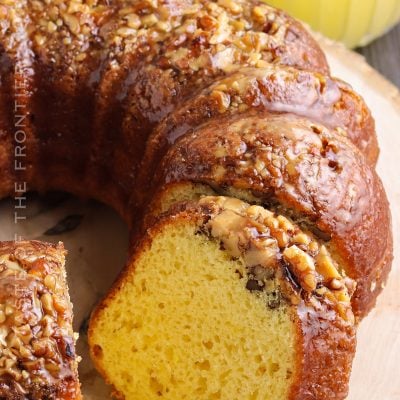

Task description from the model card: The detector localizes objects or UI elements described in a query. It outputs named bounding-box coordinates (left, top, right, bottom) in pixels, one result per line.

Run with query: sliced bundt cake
left=0, top=0, right=393, bottom=398
left=89, top=196, right=356, bottom=400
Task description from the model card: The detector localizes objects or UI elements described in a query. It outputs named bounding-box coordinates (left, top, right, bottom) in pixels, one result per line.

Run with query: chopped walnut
left=283, top=245, right=316, bottom=291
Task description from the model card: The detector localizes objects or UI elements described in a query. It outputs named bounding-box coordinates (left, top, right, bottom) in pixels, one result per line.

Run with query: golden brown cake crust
left=0, top=241, right=81, bottom=400
left=290, top=301, right=356, bottom=400
left=90, top=198, right=357, bottom=400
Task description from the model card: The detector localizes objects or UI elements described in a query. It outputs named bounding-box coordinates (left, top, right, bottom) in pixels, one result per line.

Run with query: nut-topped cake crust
left=0, top=241, right=81, bottom=400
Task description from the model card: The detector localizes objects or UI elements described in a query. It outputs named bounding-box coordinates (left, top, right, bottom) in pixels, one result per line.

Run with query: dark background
left=357, top=23, right=400, bottom=88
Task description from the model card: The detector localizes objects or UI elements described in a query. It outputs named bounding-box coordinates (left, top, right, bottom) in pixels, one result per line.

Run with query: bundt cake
left=89, top=196, right=357, bottom=399
left=0, top=241, right=80, bottom=399
left=0, top=0, right=393, bottom=398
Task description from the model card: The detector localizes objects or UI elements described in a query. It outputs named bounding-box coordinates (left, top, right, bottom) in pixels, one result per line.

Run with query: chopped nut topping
left=198, top=196, right=355, bottom=320
left=218, top=0, right=242, bottom=14
left=0, top=242, right=79, bottom=395
left=316, top=246, right=341, bottom=280
left=328, top=278, right=343, bottom=290
left=0, top=0, right=310, bottom=87
left=283, top=245, right=316, bottom=291
left=211, top=90, right=231, bottom=113
left=252, top=6, right=267, bottom=24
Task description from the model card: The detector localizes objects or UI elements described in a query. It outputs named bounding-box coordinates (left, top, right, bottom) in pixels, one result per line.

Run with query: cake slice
left=89, top=196, right=356, bottom=400
left=0, top=241, right=81, bottom=399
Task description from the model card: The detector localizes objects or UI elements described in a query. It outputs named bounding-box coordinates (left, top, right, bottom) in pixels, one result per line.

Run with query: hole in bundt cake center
left=0, top=191, right=129, bottom=398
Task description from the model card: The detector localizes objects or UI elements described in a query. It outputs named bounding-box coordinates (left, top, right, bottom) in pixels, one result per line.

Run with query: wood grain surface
left=357, top=23, right=400, bottom=88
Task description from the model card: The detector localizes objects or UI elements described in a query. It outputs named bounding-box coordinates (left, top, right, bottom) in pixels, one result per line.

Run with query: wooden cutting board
left=0, top=37, right=398, bottom=400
